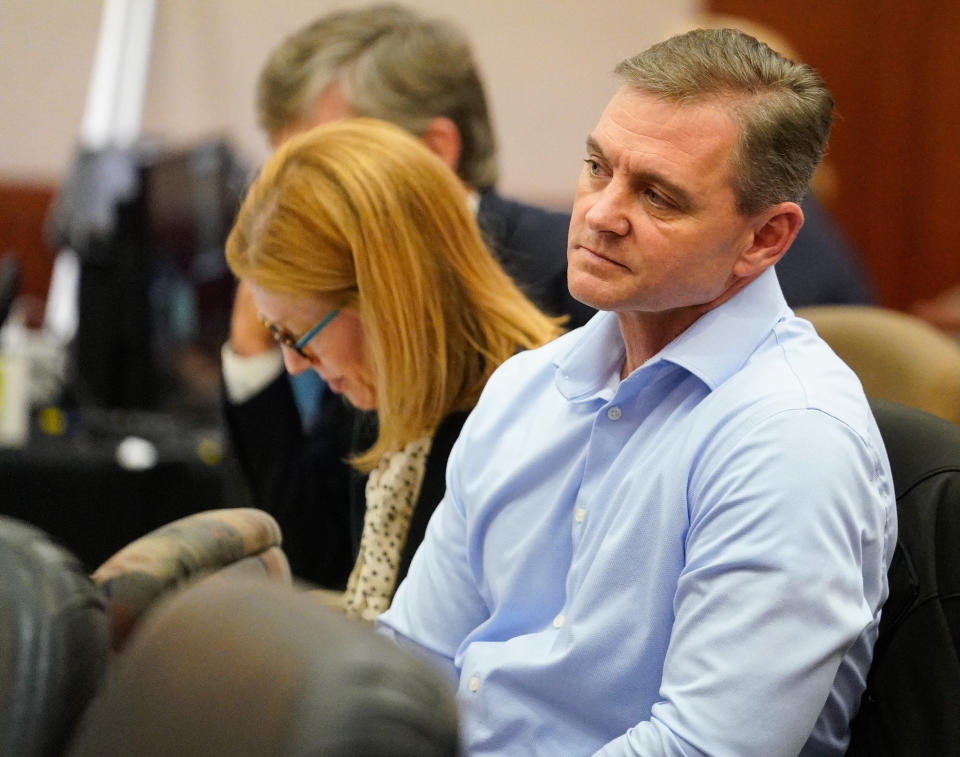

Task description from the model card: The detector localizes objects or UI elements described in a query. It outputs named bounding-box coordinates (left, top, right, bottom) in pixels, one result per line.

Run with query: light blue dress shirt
left=380, top=268, right=897, bottom=757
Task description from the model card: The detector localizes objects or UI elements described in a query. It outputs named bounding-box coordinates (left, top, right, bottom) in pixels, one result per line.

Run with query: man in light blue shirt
left=379, top=28, right=896, bottom=756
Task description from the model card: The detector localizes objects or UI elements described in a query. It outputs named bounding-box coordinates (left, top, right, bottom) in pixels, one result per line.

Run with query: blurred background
left=1, top=0, right=959, bottom=566
left=3, top=0, right=959, bottom=323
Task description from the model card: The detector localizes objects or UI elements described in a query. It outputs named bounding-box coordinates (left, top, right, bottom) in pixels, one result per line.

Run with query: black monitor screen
left=73, top=139, right=247, bottom=417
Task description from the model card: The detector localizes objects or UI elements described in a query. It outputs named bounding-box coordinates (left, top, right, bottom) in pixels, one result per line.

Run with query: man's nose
left=584, top=183, right=630, bottom=237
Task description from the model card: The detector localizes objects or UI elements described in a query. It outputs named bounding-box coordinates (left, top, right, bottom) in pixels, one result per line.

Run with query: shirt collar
left=553, top=311, right=625, bottom=401
left=554, top=267, right=790, bottom=399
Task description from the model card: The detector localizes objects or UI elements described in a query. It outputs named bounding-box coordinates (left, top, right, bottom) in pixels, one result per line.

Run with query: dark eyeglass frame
left=257, top=309, right=340, bottom=359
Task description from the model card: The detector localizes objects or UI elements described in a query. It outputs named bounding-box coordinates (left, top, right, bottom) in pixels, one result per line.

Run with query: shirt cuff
left=221, top=341, right=284, bottom=404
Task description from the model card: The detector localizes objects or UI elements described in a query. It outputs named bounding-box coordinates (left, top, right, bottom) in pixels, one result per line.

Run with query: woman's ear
left=733, top=201, right=804, bottom=278
left=419, top=117, right=463, bottom=175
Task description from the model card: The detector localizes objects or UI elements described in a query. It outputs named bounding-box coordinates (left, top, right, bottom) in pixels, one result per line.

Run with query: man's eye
left=644, top=187, right=669, bottom=208
left=583, top=159, right=602, bottom=176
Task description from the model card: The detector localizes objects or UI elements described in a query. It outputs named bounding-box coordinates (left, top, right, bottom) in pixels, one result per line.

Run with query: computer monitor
left=71, top=139, right=247, bottom=417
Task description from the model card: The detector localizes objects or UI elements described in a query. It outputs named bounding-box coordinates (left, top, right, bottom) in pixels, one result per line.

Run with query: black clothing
left=777, top=196, right=873, bottom=307
left=477, top=190, right=594, bottom=327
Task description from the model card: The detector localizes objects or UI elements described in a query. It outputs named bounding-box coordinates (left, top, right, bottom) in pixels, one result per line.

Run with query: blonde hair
left=226, top=118, right=563, bottom=470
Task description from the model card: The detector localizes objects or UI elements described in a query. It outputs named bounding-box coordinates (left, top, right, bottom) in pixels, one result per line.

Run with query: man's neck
left=616, top=272, right=760, bottom=379
left=616, top=309, right=704, bottom=379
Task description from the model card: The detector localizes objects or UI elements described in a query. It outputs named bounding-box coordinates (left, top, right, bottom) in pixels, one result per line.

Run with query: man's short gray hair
left=615, top=28, right=834, bottom=215
left=257, top=4, right=498, bottom=189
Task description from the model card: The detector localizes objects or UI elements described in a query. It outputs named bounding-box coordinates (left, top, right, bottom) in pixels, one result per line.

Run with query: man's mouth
left=574, top=243, right=628, bottom=269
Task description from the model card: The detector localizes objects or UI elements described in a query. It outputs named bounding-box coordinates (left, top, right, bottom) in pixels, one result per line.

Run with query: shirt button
left=607, top=406, right=622, bottom=421
left=553, top=613, right=565, bottom=628
left=574, top=507, right=586, bottom=523
left=469, top=675, right=480, bottom=692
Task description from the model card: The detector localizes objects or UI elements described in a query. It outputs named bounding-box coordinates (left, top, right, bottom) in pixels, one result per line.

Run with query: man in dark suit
left=246, top=3, right=591, bottom=331
left=221, top=4, right=589, bottom=588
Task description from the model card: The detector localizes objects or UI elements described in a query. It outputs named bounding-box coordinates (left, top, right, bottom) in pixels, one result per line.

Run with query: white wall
left=0, top=0, right=698, bottom=207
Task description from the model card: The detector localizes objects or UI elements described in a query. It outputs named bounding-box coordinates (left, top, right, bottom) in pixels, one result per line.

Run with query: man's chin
left=568, top=272, right=618, bottom=312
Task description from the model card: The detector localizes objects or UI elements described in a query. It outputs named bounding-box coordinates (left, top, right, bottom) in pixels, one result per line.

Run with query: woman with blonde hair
left=225, top=118, right=563, bottom=619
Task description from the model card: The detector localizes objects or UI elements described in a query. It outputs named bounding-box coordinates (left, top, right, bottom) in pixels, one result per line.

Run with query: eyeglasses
left=257, top=309, right=340, bottom=359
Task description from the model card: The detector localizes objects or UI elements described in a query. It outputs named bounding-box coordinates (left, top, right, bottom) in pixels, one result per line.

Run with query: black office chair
left=845, top=399, right=960, bottom=755
left=0, top=516, right=110, bottom=757
left=0, top=508, right=289, bottom=755
left=1, top=509, right=457, bottom=757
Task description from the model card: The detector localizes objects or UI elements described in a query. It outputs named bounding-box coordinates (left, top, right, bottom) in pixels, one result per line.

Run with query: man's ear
left=733, top=201, right=804, bottom=278
left=420, top=116, right=462, bottom=174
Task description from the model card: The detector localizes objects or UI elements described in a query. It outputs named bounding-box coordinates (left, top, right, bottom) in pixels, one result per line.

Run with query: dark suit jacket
left=478, top=190, right=595, bottom=328
left=224, top=191, right=592, bottom=589
left=776, top=195, right=873, bottom=307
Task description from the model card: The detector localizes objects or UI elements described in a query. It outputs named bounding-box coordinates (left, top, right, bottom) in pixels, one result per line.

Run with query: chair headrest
left=65, top=577, right=459, bottom=757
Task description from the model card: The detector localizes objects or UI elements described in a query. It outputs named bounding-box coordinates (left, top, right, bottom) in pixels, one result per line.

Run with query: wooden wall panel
left=0, top=182, right=56, bottom=326
left=706, top=0, right=960, bottom=310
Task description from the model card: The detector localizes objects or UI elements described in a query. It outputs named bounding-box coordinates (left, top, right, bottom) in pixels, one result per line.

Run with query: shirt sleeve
left=220, top=340, right=284, bottom=404
left=593, top=407, right=892, bottom=757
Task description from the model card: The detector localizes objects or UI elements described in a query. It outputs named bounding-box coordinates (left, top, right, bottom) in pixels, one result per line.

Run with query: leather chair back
left=0, top=516, right=110, bottom=757
left=846, top=399, right=960, bottom=755
left=65, top=577, right=460, bottom=757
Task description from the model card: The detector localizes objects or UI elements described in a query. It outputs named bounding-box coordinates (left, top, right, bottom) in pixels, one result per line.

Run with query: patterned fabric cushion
left=92, top=508, right=290, bottom=647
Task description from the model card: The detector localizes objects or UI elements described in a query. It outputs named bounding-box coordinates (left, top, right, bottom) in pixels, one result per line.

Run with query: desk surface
left=0, top=412, right=240, bottom=571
